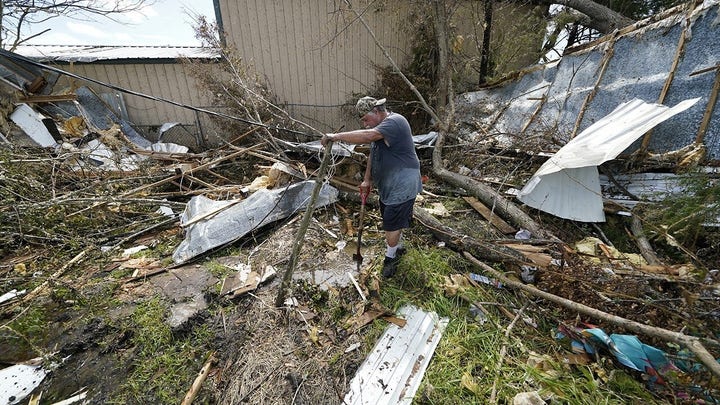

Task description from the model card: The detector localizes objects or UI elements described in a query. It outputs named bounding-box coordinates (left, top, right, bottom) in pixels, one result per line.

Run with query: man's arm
left=322, top=128, right=383, bottom=146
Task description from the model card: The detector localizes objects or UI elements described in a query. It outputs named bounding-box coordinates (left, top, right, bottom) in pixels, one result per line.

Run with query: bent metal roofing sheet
left=517, top=98, right=700, bottom=222
left=456, top=0, right=719, bottom=161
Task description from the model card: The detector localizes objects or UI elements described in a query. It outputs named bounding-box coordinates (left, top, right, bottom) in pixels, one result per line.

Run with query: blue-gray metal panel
left=526, top=50, right=604, bottom=140
left=659, top=6, right=720, bottom=160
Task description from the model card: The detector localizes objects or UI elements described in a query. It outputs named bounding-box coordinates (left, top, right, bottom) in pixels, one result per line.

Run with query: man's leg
left=380, top=199, right=413, bottom=277
left=385, top=229, right=401, bottom=249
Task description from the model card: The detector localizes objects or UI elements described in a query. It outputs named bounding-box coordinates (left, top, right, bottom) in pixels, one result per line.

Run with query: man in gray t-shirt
left=322, top=96, right=422, bottom=277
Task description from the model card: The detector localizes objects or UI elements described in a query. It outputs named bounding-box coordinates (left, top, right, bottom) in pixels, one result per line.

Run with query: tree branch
left=464, top=252, right=720, bottom=378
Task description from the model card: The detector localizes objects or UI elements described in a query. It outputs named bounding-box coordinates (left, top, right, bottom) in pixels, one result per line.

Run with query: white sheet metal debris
left=15, top=44, right=221, bottom=62
left=517, top=98, right=699, bottom=222
left=173, top=180, right=338, bottom=264
left=150, top=142, right=189, bottom=154
left=0, top=360, right=48, bottom=405
left=0, top=289, right=26, bottom=304
left=600, top=170, right=714, bottom=208
left=600, top=169, right=720, bottom=226
left=9, top=104, right=57, bottom=147
left=344, top=305, right=449, bottom=405
left=280, top=139, right=356, bottom=157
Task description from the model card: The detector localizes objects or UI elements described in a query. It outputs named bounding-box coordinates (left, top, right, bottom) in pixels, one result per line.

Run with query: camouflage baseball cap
left=355, top=96, right=386, bottom=116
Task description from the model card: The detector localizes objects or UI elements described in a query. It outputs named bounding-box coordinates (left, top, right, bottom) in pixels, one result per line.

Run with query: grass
left=109, top=297, right=216, bottom=404
left=1, top=305, right=48, bottom=358
left=368, top=245, right=658, bottom=404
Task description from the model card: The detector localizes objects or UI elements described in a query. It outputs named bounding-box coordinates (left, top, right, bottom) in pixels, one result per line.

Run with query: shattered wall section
left=458, top=0, right=720, bottom=162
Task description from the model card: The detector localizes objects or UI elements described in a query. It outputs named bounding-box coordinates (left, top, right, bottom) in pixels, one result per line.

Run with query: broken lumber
left=462, top=196, right=516, bottom=234
left=181, top=352, right=216, bottom=405
left=463, top=252, right=720, bottom=378
left=15, top=248, right=88, bottom=307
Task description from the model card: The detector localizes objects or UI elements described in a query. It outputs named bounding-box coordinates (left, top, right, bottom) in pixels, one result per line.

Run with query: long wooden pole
left=275, top=141, right=335, bottom=307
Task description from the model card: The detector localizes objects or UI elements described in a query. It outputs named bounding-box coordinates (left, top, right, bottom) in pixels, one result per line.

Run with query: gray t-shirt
left=370, top=113, right=423, bottom=205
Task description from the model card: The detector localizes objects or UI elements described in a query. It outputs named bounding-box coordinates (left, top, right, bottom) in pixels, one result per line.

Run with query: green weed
left=110, top=297, right=215, bottom=404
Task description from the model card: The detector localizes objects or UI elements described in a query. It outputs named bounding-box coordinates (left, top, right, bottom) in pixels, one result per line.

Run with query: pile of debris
left=1, top=42, right=719, bottom=405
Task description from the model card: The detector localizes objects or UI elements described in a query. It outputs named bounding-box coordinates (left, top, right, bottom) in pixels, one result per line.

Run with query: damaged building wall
left=216, top=0, right=413, bottom=132
left=10, top=1, right=547, bottom=143
left=12, top=45, right=221, bottom=149
left=458, top=0, right=720, bottom=162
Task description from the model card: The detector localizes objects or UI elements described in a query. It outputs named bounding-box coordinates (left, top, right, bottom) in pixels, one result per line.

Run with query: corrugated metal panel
left=517, top=98, right=700, bottom=222
left=56, top=62, right=213, bottom=139
left=219, top=0, right=411, bottom=131
left=344, top=305, right=449, bottom=404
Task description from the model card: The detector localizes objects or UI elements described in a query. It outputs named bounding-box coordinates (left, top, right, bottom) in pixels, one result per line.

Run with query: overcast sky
left=22, top=0, right=216, bottom=47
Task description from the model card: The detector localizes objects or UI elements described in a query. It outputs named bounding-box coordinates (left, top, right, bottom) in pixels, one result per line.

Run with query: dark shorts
left=379, top=198, right=415, bottom=231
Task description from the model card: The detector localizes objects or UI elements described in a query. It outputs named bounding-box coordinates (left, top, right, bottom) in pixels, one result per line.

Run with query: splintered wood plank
left=462, top=196, right=516, bottom=234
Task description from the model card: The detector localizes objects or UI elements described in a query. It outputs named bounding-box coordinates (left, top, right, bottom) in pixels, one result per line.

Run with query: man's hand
left=359, top=180, right=371, bottom=198
left=321, top=133, right=335, bottom=147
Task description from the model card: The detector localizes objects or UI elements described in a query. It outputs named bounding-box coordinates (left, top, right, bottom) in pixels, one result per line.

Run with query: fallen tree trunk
left=433, top=166, right=553, bottom=239
left=430, top=130, right=556, bottom=241
left=463, top=252, right=720, bottom=378
left=414, top=206, right=527, bottom=264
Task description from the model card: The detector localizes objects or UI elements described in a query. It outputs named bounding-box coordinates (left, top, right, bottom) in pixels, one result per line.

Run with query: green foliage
left=640, top=170, right=720, bottom=264
left=365, top=1, right=549, bottom=132
left=596, top=0, right=684, bottom=20
left=204, top=260, right=235, bottom=280
left=380, top=247, right=458, bottom=303
left=489, top=4, right=548, bottom=76
left=4, top=305, right=47, bottom=349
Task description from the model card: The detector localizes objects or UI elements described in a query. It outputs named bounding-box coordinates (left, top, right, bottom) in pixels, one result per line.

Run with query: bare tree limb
left=275, top=140, right=335, bottom=308
left=2, top=0, right=157, bottom=49
left=464, top=252, right=720, bottom=378
left=341, top=0, right=440, bottom=124
left=630, top=214, right=662, bottom=266
left=490, top=302, right=529, bottom=404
